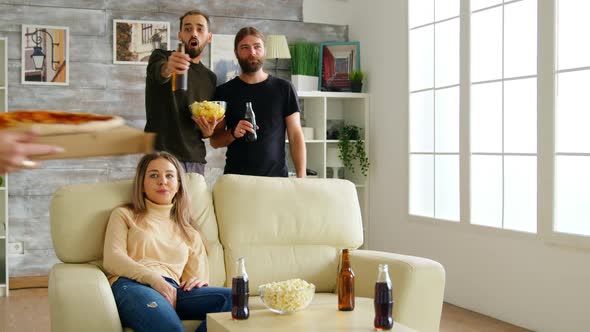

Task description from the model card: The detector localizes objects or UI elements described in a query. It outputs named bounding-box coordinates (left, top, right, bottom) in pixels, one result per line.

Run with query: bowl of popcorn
left=258, top=278, right=315, bottom=314
left=190, top=100, right=226, bottom=120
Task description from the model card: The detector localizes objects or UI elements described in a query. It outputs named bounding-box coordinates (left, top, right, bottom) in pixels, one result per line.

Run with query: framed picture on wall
left=210, top=34, right=240, bottom=85
left=21, top=24, right=69, bottom=86
left=318, top=41, right=360, bottom=92
left=113, top=19, right=170, bottom=65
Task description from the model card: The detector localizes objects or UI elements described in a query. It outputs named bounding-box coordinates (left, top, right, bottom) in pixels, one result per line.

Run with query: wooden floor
left=0, top=288, right=532, bottom=332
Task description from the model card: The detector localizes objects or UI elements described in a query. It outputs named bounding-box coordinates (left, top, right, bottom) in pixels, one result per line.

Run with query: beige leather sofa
left=49, top=174, right=445, bottom=332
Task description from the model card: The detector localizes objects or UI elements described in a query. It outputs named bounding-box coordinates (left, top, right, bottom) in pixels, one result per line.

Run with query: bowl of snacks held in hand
left=190, top=100, right=226, bottom=120
left=258, top=278, right=316, bottom=315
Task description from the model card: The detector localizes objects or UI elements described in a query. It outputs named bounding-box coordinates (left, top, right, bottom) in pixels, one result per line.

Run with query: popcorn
left=259, top=278, right=315, bottom=313
left=190, top=101, right=226, bottom=120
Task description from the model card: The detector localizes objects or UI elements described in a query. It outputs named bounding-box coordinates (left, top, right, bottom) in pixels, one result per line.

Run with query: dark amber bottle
left=171, top=42, right=187, bottom=92
left=337, top=248, right=355, bottom=311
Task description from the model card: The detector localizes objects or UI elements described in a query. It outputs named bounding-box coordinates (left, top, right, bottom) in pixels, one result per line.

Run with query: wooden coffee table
left=207, top=298, right=416, bottom=332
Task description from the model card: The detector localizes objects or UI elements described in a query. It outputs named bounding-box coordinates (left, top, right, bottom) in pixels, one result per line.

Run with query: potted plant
left=349, top=70, right=364, bottom=92
left=338, top=125, right=369, bottom=176
left=289, top=41, right=319, bottom=91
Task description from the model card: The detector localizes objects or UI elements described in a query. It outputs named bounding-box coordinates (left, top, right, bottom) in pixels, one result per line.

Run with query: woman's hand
left=152, top=278, right=177, bottom=308
left=179, top=277, right=208, bottom=291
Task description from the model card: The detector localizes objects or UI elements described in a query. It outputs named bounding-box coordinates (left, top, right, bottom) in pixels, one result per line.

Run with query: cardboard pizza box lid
left=31, top=125, right=155, bottom=160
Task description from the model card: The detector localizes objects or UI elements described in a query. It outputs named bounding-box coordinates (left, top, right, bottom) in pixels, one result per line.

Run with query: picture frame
left=210, top=34, right=240, bottom=85
left=318, top=41, right=360, bottom=92
left=21, top=24, right=69, bottom=85
left=113, top=19, right=170, bottom=65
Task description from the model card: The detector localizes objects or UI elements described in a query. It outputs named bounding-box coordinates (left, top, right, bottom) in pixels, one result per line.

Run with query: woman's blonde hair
left=128, top=151, right=194, bottom=242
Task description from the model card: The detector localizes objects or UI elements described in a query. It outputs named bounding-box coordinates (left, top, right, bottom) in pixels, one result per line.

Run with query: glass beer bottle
left=244, top=102, right=257, bottom=142
left=231, top=257, right=249, bottom=320
left=171, top=42, right=187, bottom=92
left=374, top=264, right=394, bottom=330
left=338, top=248, right=355, bottom=311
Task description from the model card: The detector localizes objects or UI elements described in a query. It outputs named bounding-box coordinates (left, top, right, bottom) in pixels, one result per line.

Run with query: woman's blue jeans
left=111, top=277, right=232, bottom=332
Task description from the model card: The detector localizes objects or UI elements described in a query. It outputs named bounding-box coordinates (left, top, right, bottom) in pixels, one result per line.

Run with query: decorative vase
left=350, top=81, right=363, bottom=93
left=291, top=75, right=319, bottom=92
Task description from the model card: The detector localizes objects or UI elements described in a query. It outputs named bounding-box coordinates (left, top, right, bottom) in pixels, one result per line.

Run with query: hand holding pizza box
left=0, top=110, right=155, bottom=160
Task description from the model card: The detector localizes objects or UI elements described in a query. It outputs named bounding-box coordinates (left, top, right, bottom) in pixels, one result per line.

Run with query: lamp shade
left=265, top=35, right=291, bottom=59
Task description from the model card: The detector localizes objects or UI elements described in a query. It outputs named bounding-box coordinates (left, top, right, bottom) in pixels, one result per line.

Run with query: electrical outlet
left=8, top=241, right=24, bottom=255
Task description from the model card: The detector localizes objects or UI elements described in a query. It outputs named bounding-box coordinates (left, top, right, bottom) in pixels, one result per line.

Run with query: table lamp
left=265, top=35, right=291, bottom=78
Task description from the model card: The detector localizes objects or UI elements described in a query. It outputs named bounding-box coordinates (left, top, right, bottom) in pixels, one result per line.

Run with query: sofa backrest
left=49, top=173, right=226, bottom=286
left=213, top=175, right=364, bottom=292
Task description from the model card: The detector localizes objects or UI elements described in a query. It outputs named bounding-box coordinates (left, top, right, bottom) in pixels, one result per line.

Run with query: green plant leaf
left=289, top=42, right=319, bottom=76
left=337, top=125, right=369, bottom=176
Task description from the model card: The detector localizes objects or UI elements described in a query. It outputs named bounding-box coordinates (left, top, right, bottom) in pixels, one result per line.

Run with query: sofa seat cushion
left=213, top=175, right=364, bottom=292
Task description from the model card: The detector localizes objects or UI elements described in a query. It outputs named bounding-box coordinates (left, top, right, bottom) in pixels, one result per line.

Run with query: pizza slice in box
left=0, top=110, right=154, bottom=160
left=0, top=110, right=125, bottom=135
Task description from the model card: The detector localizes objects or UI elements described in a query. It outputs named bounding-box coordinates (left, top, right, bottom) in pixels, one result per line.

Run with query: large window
left=409, top=0, right=460, bottom=221
left=470, top=0, right=537, bottom=232
left=555, top=0, right=590, bottom=237
left=408, top=0, right=577, bottom=237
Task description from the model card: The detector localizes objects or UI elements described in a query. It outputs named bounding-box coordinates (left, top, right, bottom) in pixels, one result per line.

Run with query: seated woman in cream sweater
left=103, top=151, right=231, bottom=332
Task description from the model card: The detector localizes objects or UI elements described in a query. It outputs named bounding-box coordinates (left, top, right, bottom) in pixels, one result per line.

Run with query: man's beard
left=238, top=56, right=264, bottom=74
left=184, top=40, right=204, bottom=59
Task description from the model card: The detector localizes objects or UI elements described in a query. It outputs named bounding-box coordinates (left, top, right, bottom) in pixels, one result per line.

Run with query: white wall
left=304, top=1, right=590, bottom=331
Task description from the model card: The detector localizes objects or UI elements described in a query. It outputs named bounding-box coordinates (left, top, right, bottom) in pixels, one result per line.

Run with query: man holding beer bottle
left=144, top=10, right=222, bottom=175
left=210, top=27, right=306, bottom=178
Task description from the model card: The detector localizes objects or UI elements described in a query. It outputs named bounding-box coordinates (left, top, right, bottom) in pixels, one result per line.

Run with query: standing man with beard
left=145, top=10, right=222, bottom=175
left=210, top=27, right=306, bottom=178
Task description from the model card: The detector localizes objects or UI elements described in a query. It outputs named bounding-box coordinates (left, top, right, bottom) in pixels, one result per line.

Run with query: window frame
left=407, top=0, right=590, bottom=249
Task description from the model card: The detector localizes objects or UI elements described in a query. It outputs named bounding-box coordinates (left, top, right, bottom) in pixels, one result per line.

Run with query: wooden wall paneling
left=107, top=64, right=150, bottom=90
left=157, top=0, right=303, bottom=22
left=8, top=169, right=110, bottom=196
left=210, top=17, right=348, bottom=42
left=3, top=32, right=21, bottom=60
left=69, top=35, right=112, bottom=63
left=1, top=0, right=108, bottom=10
left=70, top=62, right=109, bottom=88
left=9, top=218, right=53, bottom=250
left=9, top=248, right=59, bottom=276
left=105, top=0, right=159, bottom=11
left=8, top=84, right=92, bottom=110
left=107, top=166, right=138, bottom=182
left=78, top=89, right=148, bottom=118
left=6, top=196, right=51, bottom=221
left=37, top=155, right=141, bottom=170
left=0, top=5, right=107, bottom=36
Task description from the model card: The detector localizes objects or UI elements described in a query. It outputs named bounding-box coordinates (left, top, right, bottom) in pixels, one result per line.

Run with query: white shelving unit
left=0, top=36, right=8, bottom=296
left=288, top=91, right=370, bottom=243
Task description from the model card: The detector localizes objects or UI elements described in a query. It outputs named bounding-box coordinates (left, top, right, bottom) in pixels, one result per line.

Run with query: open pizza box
left=31, top=125, right=156, bottom=160
left=2, top=111, right=155, bottom=160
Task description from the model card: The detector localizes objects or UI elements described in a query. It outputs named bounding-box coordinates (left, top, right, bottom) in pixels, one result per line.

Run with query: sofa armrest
left=349, top=250, right=445, bottom=332
left=49, top=263, right=123, bottom=332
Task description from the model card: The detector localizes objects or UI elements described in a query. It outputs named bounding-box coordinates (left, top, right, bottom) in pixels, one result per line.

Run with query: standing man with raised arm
left=145, top=10, right=222, bottom=175
left=210, top=27, right=306, bottom=178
